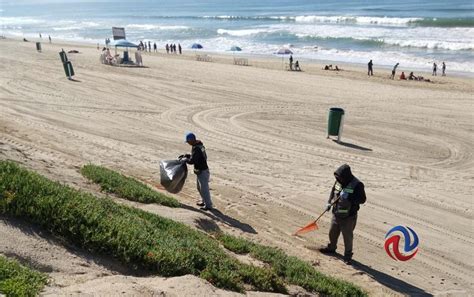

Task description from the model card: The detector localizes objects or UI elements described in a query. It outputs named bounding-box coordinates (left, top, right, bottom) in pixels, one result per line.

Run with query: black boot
left=319, top=246, right=336, bottom=255
left=343, top=253, right=353, bottom=265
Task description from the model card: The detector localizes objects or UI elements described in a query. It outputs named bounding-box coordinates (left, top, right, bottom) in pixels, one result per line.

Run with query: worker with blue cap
left=181, top=132, right=213, bottom=210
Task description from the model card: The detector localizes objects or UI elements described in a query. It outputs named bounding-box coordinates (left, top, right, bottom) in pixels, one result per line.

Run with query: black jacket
left=328, top=164, right=366, bottom=217
left=186, top=141, right=208, bottom=173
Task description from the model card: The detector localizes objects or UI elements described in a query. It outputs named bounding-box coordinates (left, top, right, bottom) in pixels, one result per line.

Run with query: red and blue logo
left=384, top=226, right=419, bottom=261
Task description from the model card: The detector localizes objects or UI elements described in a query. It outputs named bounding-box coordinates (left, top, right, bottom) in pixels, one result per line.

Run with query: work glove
left=325, top=204, right=331, bottom=212
left=340, top=191, right=349, bottom=200
left=178, top=154, right=189, bottom=163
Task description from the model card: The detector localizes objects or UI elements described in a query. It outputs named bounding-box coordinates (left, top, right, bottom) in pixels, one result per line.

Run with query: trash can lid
left=329, top=107, right=345, bottom=113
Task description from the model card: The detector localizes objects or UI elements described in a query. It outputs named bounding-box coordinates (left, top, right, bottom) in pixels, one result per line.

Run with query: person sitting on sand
left=294, top=60, right=301, bottom=71
left=399, top=71, right=406, bottom=80
left=105, top=48, right=114, bottom=64
left=408, top=72, right=416, bottom=80
left=335, top=65, right=340, bottom=71
left=23, top=38, right=29, bottom=42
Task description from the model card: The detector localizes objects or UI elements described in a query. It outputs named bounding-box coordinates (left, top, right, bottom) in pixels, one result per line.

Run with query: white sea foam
left=126, top=24, right=189, bottom=30
left=294, top=15, right=423, bottom=25
left=0, top=17, right=45, bottom=26
left=269, top=24, right=474, bottom=51
left=52, top=21, right=101, bottom=31
left=217, top=28, right=273, bottom=36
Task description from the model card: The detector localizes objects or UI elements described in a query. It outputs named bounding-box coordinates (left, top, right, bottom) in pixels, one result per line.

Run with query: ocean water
left=1, top=0, right=473, bottom=73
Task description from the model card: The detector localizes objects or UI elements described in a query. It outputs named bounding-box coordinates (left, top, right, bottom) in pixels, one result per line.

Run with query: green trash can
left=327, top=107, right=345, bottom=141
left=63, top=61, right=75, bottom=79
left=59, top=50, right=68, bottom=63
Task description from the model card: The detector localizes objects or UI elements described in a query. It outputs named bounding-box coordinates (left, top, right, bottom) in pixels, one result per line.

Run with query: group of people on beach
left=432, top=62, right=446, bottom=76
left=138, top=40, right=157, bottom=52
left=288, top=55, right=301, bottom=71
left=368, top=60, right=447, bottom=80
left=166, top=43, right=182, bottom=54
left=184, top=131, right=366, bottom=265
left=323, top=64, right=341, bottom=71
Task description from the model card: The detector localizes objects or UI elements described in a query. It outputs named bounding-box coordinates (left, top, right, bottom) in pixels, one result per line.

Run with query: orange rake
left=293, top=197, right=340, bottom=236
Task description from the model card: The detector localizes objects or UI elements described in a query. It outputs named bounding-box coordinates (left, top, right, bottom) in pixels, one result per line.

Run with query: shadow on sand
left=305, top=245, right=431, bottom=296
left=333, top=140, right=372, bottom=151
left=351, top=258, right=433, bottom=296
left=332, top=251, right=432, bottom=296
left=180, top=204, right=257, bottom=234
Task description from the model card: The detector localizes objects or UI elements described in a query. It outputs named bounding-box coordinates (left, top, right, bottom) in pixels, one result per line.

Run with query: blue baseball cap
left=185, top=132, right=196, bottom=142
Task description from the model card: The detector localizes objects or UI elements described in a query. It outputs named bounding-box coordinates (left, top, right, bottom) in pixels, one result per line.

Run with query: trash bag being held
left=160, top=159, right=188, bottom=193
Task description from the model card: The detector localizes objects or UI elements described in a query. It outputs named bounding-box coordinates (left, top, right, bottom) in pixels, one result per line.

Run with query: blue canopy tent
left=113, top=39, right=138, bottom=48
left=113, top=39, right=138, bottom=64
left=191, top=43, right=203, bottom=49
left=230, top=46, right=242, bottom=52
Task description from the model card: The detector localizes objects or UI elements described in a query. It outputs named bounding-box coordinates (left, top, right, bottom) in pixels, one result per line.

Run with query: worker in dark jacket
left=182, top=132, right=213, bottom=211
left=319, top=164, right=366, bottom=264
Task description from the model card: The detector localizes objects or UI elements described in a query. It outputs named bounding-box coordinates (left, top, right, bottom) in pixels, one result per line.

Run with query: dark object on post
left=327, top=107, right=345, bottom=142
left=160, top=159, right=188, bottom=193
left=36, top=42, right=42, bottom=52
left=59, top=50, right=68, bottom=63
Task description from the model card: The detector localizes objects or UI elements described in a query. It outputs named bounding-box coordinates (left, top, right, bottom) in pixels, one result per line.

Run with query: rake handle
left=314, top=196, right=341, bottom=224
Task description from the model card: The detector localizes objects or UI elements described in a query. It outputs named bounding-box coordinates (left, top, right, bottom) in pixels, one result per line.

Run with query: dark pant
left=327, top=214, right=357, bottom=257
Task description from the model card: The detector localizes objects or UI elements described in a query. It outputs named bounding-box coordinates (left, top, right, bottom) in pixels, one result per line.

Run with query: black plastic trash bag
left=160, top=159, right=188, bottom=193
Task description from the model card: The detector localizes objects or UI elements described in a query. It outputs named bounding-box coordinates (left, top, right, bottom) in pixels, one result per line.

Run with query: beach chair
left=234, top=58, right=249, bottom=66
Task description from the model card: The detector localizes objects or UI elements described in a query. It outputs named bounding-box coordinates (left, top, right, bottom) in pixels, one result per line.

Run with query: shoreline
left=6, top=34, right=474, bottom=79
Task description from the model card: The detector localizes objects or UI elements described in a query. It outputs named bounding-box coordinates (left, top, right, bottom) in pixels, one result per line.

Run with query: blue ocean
left=1, top=0, right=473, bottom=72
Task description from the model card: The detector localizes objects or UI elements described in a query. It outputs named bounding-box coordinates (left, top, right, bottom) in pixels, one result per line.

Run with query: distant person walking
left=442, top=62, right=446, bottom=76
left=148, top=41, right=151, bottom=52
left=48, top=35, right=51, bottom=43
left=432, top=62, right=437, bottom=76
left=367, top=60, right=373, bottom=76
left=166, top=44, right=170, bottom=54
left=390, top=63, right=399, bottom=79
left=289, top=54, right=294, bottom=70
left=182, top=132, right=213, bottom=211
left=39, top=33, right=42, bottom=39
left=178, top=43, right=182, bottom=54
left=153, top=42, right=157, bottom=52
left=319, top=164, right=366, bottom=265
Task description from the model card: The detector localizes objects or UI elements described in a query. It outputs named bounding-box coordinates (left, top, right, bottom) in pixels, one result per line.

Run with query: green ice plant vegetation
left=216, top=233, right=367, bottom=297
left=0, top=161, right=366, bottom=295
left=0, top=161, right=285, bottom=293
left=0, top=255, right=47, bottom=297
left=80, top=164, right=180, bottom=207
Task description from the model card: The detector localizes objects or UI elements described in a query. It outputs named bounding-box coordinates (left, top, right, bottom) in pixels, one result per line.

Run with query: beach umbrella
left=276, top=47, right=293, bottom=69
left=276, top=48, right=293, bottom=55
left=191, top=43, right=203, bottom=49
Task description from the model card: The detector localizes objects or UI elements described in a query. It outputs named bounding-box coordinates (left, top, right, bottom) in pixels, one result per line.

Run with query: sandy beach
left=0, top=37, right=473, bottom=296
